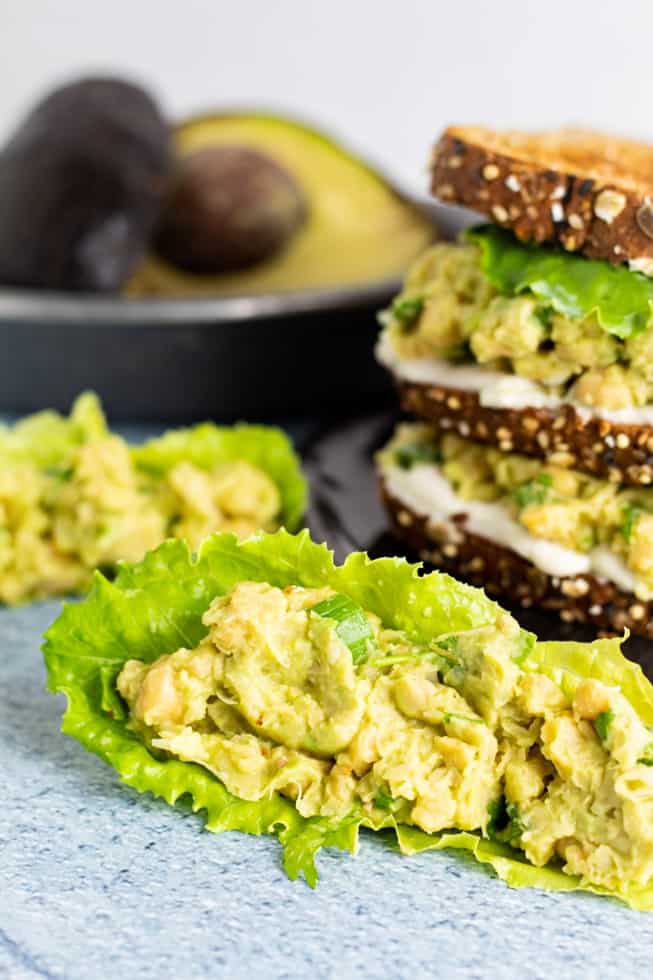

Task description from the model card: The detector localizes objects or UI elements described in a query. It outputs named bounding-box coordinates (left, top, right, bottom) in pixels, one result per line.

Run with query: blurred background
left=3, top=0, right=653, bottom=420
left=3, top=0, right=652, bottom=193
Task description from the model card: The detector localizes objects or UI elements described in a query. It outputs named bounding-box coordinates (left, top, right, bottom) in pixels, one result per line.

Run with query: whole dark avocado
left=0, top=76, right=170, bottom=292
left=154, top=145, right=307, bottom=274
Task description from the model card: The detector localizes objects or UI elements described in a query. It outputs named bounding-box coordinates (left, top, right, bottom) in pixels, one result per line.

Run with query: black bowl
left=0, top=278, right=404, bottom=422
left=0, top=200, right=475, bottom=422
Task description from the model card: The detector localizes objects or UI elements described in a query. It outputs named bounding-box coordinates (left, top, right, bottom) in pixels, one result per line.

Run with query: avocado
left=0, top=77, right=170, bottom=292
left=127, top=112, right=436, bottom=296
left=154, top=144, right=307, bottom=273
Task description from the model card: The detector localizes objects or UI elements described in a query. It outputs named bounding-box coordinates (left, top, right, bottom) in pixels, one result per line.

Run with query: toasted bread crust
left=431, top=126, right=653, bottom=269
left=380, top=479, right=653, bottom=638
left=396, top=377, right=653, bottom=487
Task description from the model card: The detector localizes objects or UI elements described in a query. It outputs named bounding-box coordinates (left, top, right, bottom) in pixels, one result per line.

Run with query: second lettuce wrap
left=43, top=529, right=653, bottom=909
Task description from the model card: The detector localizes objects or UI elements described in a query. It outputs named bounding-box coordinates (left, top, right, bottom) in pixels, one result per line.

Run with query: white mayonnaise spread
left=376, top=332, right=653, bottom=426
left=380, top=459, right=639, bottom=593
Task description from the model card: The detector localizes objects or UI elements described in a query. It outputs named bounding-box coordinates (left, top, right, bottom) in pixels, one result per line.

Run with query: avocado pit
left=154, top=144, right=308, bottom=274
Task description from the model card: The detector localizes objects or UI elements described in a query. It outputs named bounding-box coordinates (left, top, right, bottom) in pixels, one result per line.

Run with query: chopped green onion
left=513, top=473, right=553, bottom=509
left=436, top=636, right=460, bottom=653
left=534, top=306, right=554, bottom=329
left=486, top=797, right=507, bottom=839
left=311, top=593, right=373, bottom=665
left=486, top=797, right=524, bottom=842
left=391, top=295, right=424, bottom=332
left=638, top=739, right=653, bottom=766
left=594, top=709, right=615, bottom=743
left=373, top=788, right=395, bottom=811
left=443, top=711, right=485, bottom=726
left=621, top=504, right=643, bottom=543
left=505, top=801, right=525, bottom=837
left=395, top=441, right=442, bottom=470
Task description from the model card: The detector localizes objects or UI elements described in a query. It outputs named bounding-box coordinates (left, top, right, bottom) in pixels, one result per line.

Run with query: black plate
left=304, top=411, right=653, bottom=680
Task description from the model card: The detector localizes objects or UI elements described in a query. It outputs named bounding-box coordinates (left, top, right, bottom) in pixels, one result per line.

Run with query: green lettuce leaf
left=0, top=394, right=306, bottom=534
left=468, top=225, right=653, bottom=339
left=0, top=392, right=107, bottom=466
left=42, top=530, right=653, bottom=906
left=131, top=422, right=306, bottom=532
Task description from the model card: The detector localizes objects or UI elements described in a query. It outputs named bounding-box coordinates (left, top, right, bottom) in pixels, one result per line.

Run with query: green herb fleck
left=446, top=341, right=472, bottom=364
left=311, top=593, right=373, bottom=665
left=594, top=709, right=615, bottom=743
left=44, top=464, right=74, bottom=482
left=443, top=711, right=485, bottom=726
left=437, top=636, right=460, bottom=653
left=486, top=797, right=524, bottom=843
left=373, top=788, right=395, bottom=811
left=506, top=801, right=525, bottom=837
left=621, top=504, right=643, bottom=542
left=486, top=797, right=508, bottom=839
left=513, top=472, right=553, bottom=509
left=535, top=306, right=554, bottom=329
left=638, top=738, right=653, bottom=766
left=395, top=441, right=442, bottom=470
left=391, top=295, right=424, bottom=332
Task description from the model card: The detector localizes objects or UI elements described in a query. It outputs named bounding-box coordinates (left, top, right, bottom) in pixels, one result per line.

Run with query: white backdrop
left=2, top=0, right=653, bottom=193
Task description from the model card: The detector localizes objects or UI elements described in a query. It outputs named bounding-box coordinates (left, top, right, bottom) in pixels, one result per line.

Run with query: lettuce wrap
left=43, top=529, right=653, bottom=908
left=0, top=394, right=305, bottom=603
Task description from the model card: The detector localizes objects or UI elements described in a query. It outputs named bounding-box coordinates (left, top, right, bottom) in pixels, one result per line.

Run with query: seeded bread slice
left=396, top=376, right=653, bottom=487
left=380, top=478, right=653, bottom=638
left=431, top=126, right=653, bottom=270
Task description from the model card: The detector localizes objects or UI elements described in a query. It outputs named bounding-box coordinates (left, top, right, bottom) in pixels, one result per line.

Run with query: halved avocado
left=126, top=112, right=436, bottom=296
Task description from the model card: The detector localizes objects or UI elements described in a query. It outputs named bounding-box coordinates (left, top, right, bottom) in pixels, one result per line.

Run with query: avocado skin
left=155, top=145, right=307, bottom=274
left=0, top=77, right=170, bottom=292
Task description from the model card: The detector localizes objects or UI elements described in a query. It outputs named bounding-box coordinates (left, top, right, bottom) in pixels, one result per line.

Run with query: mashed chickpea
left=118, top=580, right=653, bottom=894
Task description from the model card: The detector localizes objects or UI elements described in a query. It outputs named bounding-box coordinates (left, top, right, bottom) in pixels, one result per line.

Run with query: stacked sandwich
left=376, top=126, right=653, bottom=637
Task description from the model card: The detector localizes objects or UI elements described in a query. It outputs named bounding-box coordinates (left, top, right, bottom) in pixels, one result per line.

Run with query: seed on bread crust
left=431, top=126, right=653, bottom=267
left=594, top=189, right=627, bottom=224
left=396, top=376, right=653, bottom=486
left=636, top=197, right=653, bottom=240
left=380, top=479, right=653, bottom=638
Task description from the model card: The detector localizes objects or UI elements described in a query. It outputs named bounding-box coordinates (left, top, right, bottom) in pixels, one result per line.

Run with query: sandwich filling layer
left=377, top=424, right=653, bottom=599
left=380, top=232, right=653, bottom=418
left=377, top=332, right=653, bottom=426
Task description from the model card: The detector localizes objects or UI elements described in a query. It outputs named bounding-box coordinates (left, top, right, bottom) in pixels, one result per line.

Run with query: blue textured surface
left=3, top=602, right=653, bottom=979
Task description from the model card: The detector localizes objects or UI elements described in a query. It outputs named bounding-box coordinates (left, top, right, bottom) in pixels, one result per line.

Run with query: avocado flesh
left=118, top=580, right=653, bottom=894
left=126, top=113, right=435, bottom=296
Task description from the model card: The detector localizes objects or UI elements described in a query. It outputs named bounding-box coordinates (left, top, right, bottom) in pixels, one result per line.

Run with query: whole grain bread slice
left=380, top=478, right=653, bottom=638
left=395, top=375, right=653, bottom=486
left=431, top=126, right=653, bottom=270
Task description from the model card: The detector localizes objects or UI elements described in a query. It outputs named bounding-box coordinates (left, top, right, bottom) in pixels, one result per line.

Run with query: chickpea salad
left=379, top=423, right=653, bottom=601
left=0, top=394, right=304, bottom=603
left=44, top=529, right=653, bottom=907
left=381, top=226, right=653, bottom=417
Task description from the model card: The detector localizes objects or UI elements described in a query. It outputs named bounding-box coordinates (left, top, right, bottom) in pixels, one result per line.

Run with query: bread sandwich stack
left=376, top=126, right=653, bottom=637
